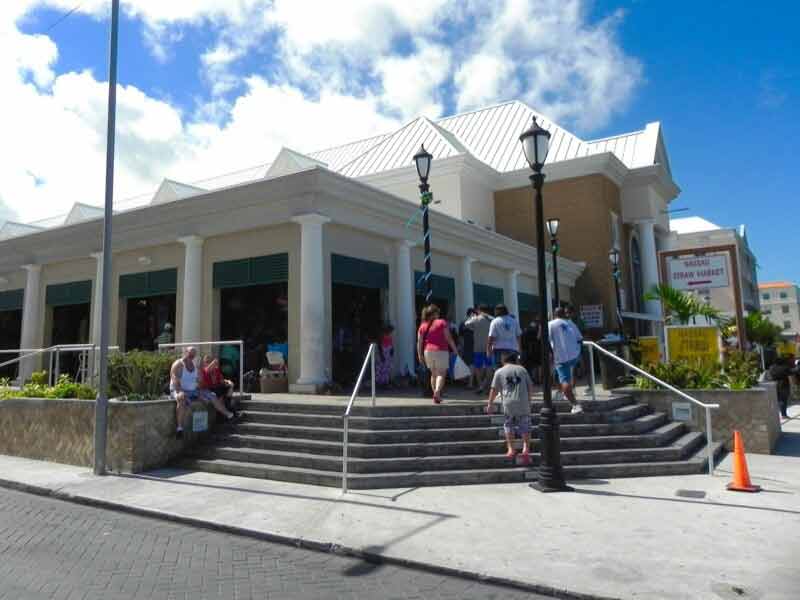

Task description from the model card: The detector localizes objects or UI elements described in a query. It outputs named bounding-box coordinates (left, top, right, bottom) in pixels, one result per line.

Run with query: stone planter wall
left=0, top=397, right=214, bottom=472
left=620, top=383, right=782, bottom=454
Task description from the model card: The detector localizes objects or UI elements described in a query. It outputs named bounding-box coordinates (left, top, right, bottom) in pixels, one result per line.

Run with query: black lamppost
left=413, top=145, right=434, bottom=305
left=547, top=218, right=560, bottom=310
left=519, top=117, right=571, bottom=493
left=609, top=248, right=624, bottom=336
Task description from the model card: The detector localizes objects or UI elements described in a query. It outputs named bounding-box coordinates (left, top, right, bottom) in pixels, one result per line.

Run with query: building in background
left=759, top=282, right=800, bottom=338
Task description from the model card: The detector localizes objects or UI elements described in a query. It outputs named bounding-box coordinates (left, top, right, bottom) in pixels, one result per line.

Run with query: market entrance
left=0, top=289, right=23, bottom=379
left=414, top=272, right=455, bottom=321
left=331, top=254, right=389, bottom=386
left=119, top=268, right=177, bottom=351
left=214, top=253, right=289, bottom=381
left=46, top=281, right=92, bottom=379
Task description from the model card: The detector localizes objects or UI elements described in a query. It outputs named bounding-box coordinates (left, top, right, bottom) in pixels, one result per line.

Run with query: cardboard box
left=260, top=371, right=288, bottom=394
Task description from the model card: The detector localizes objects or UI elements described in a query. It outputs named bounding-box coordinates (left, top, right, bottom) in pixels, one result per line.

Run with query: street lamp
left=519, top=117, right=571, bottom=493
left=609, top=248, right=624, bottom=336
left=413, top=144, right=434, bottom=305
left=547, top=218, right=560, bottom=310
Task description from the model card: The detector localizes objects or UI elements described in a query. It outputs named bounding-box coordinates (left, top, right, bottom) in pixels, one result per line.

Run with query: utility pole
left=94, top=0, right=120, bottom=475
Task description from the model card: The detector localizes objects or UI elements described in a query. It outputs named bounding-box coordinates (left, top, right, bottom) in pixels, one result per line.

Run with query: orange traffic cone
left=726, top=430, right=761, bottom=493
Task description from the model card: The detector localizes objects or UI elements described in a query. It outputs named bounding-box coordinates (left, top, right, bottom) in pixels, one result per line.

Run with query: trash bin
left=598, top=339, right=627, bottom=390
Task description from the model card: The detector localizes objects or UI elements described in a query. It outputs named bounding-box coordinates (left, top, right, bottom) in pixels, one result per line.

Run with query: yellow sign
left=638, top=336, right=661, bottom=365
left=666, top=326, right=720, bottom=365
left=777, top=341, right=797, bottom=358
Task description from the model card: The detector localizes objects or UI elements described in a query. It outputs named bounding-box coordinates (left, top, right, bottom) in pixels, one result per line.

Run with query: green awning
left=473, top=283, right=504, bottom=308
left=415, top=271, right=455, bottom=303
left=333, top=254, right=389, bottom=289
left=518, top=292, right=541, bottom=313
left=119, top=268, right=178, bottom=299
left=213, top=253, right=289, bottom=289
left=0, top=289, right=23, bottom=312
left=46, top=280, right=92, bottom=307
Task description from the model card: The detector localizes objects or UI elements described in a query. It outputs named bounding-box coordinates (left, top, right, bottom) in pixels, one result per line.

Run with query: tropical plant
left=0, top=374, right=95, bottom=400
left=722, top=350, right=761, bottom=390
left=743, top=311, right=783, bottom=348
left=107, top=351, right=174, bottom=400
left=644, top=284, right=731, bottom=328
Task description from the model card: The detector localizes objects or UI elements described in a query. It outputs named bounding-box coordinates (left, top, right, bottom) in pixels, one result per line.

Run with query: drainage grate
left=675, top=489, right=707, bottom=499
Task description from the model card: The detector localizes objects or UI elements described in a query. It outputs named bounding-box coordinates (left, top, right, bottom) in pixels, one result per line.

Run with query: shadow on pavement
left=114, top=471, right=457, bottom=519
left=775, top=431, right=800, bottom=457
left=574, top=487, right=800, bottom=515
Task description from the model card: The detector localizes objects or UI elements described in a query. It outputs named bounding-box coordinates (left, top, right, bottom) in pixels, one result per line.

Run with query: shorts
left=171, top=389, right=211, bottom=404
left=493, top=349, right=515, bottom=366
left=473, top=352, right=491, bottom=369
left=555, top=358, right=579, bottom=384
left=424, top=350, right=450, bottom=372
left=504, top=414, right=531, bottom=435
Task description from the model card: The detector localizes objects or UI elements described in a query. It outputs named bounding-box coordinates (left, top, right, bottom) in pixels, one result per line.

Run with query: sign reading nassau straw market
left=665, top=326, right=721, bottom=365
left=666, top=255, right=729, bottom=290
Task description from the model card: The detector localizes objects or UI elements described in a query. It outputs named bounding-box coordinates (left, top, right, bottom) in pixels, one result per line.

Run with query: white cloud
left=0, top=0, right=644, bottom=225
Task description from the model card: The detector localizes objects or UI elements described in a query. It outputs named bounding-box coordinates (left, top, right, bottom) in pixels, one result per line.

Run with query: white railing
left=0, top=345, right=120, bottom=385
left=158, top=340, right=245, bottom=396
left=342, top=343, right=377, bottom=494
left=583, top=340, right=719, bottom=475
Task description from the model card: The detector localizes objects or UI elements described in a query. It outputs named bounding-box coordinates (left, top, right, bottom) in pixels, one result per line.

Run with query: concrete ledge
left=289, top=383, right=324, bottom=394
left=620, top=383, right=782, bottom=454
left=0, top=396, right=213, bottom=472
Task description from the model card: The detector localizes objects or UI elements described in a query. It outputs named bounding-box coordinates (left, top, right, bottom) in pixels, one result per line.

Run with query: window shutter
left=518, top=292, right=541, bottom=313
left=473, top=283, right=504, bottom=307
left=332, top=254, right=389, bottom=289
left=46, top=280, right=92, bottom=307
left=414, top=271, right=456, bottom=304
left=213, top=253, right=289, bottom=289
left=119, top=268, right=177, bottom=298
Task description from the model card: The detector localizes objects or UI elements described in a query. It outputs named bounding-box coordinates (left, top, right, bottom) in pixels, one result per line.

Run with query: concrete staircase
left=178, top=394, right=723, bottom=489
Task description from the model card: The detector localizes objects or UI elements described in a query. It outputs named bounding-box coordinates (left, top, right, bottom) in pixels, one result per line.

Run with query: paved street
left=0, top=487, right=548, bottom=600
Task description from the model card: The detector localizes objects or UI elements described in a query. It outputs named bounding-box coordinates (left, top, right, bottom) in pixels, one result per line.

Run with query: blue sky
left=2, top=1, right=798, bottom=283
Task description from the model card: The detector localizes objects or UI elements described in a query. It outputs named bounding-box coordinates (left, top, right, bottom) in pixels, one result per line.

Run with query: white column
left=395, top=240, right=416, bottom=376
left=178, top=236, right=204, bottom=343
left=505, top=269, right=519, bottom=318
left=637, top=220, right=661, bottom=316
left=291, top=214, right=330, bottom=391
left=90, top=252, right=104, bottom=347
left=457, top=256, right=475, bottom=320
left=19, top=264, right=42, bottom=383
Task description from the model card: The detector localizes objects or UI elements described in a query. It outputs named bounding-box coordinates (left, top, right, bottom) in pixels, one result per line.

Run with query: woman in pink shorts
left=417, top=304, right=459, bottom=404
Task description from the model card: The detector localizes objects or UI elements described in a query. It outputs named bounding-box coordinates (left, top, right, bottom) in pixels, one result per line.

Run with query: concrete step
left=237, top=403, right=649, bottom=429
left=228, top=412, right=666, bottom=444
left=179, top=442, right=723, bottom=488
left=191, top=431, right=706, bottom=473
left=212, top=420, right=687, bottom=458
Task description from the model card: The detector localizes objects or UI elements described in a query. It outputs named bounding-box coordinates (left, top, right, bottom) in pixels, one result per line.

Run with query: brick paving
left=0, top=488, right=548, bottom=600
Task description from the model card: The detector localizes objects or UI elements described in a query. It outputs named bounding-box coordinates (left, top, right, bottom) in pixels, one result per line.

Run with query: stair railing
left=342, top=343, right=377, bottom=494
left=583, top=341, right=719, bottom=476
left=0, top=346, right=59, bottom=384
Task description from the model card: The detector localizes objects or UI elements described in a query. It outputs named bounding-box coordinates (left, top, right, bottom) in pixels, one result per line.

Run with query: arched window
left=630, top=237, right=644, bottom=312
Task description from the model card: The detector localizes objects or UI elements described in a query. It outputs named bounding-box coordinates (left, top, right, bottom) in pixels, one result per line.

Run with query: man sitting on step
left=170, top=346, right=238, bottom=440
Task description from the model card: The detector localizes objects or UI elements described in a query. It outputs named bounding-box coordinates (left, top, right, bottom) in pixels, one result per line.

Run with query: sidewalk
left=1, top=406, right=799, bottom=600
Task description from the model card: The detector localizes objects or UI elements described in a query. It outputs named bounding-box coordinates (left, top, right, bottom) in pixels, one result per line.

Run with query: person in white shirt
left=487, top=304, right=522, bottom=366
left=548, top=307, right=583, bottom=413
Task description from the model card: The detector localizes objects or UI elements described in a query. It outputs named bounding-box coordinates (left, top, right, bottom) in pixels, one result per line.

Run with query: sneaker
left=570, top=404, right=583, bottom=414
left=175, top=429, right=184, bottom=440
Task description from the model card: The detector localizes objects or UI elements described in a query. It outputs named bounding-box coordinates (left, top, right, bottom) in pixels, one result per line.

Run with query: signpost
left=666, top=255, right=730, bottom=290
left=638, top=336, right=661, bottom=365
left=665, top=325, right=721, bottom=364
left=580, top=304, right=604, bottom=329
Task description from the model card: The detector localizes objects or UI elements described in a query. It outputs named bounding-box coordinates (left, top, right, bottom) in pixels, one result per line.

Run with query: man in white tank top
left=170, top=346, right=238, bottom=439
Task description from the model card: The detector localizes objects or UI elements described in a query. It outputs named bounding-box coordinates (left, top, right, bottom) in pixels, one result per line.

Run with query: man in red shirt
left=200, top=355, right=237, bottom=413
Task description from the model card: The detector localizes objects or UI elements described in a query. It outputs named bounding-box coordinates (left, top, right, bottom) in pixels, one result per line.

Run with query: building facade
left=0, top=100, right=680, bottom=388
left=759, top=282, right=800, bottom=337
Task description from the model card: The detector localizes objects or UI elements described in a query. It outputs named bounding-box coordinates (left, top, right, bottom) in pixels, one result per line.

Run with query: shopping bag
left=452, top=355, right=471, bottom=381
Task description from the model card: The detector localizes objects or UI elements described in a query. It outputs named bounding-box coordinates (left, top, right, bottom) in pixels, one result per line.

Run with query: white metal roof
left=0, top=221, right=45, bottom=240
left=64, top=202, right=104, bottom=225
left=670, top=216, right=721, bottom=234
left=265, top=147, right=327, bottom=179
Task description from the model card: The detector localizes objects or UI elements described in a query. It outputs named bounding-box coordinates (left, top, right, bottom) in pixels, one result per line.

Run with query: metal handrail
left=583, top=340, right=719, bottom=476
left=158, top=340, right=245, bottom=396
left=0, top=346, right=59, bottom=378
left=0, top=345, right=121, bottom=385
left=342, top=343, right=377, bottom=494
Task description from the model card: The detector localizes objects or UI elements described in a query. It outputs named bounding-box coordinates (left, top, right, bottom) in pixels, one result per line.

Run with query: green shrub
left=107, top=351, right=174, bottom=400
left=29, top=370, right=48, bottom=385
left=0, top=374, right=95, bottom=400
left=722, top=350, right=761, bottom=390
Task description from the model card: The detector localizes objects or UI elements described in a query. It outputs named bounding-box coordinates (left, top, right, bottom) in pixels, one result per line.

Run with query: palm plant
left=744, top=311, right=783, bottom=348
left=644, top=284, right=730, bottom=327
